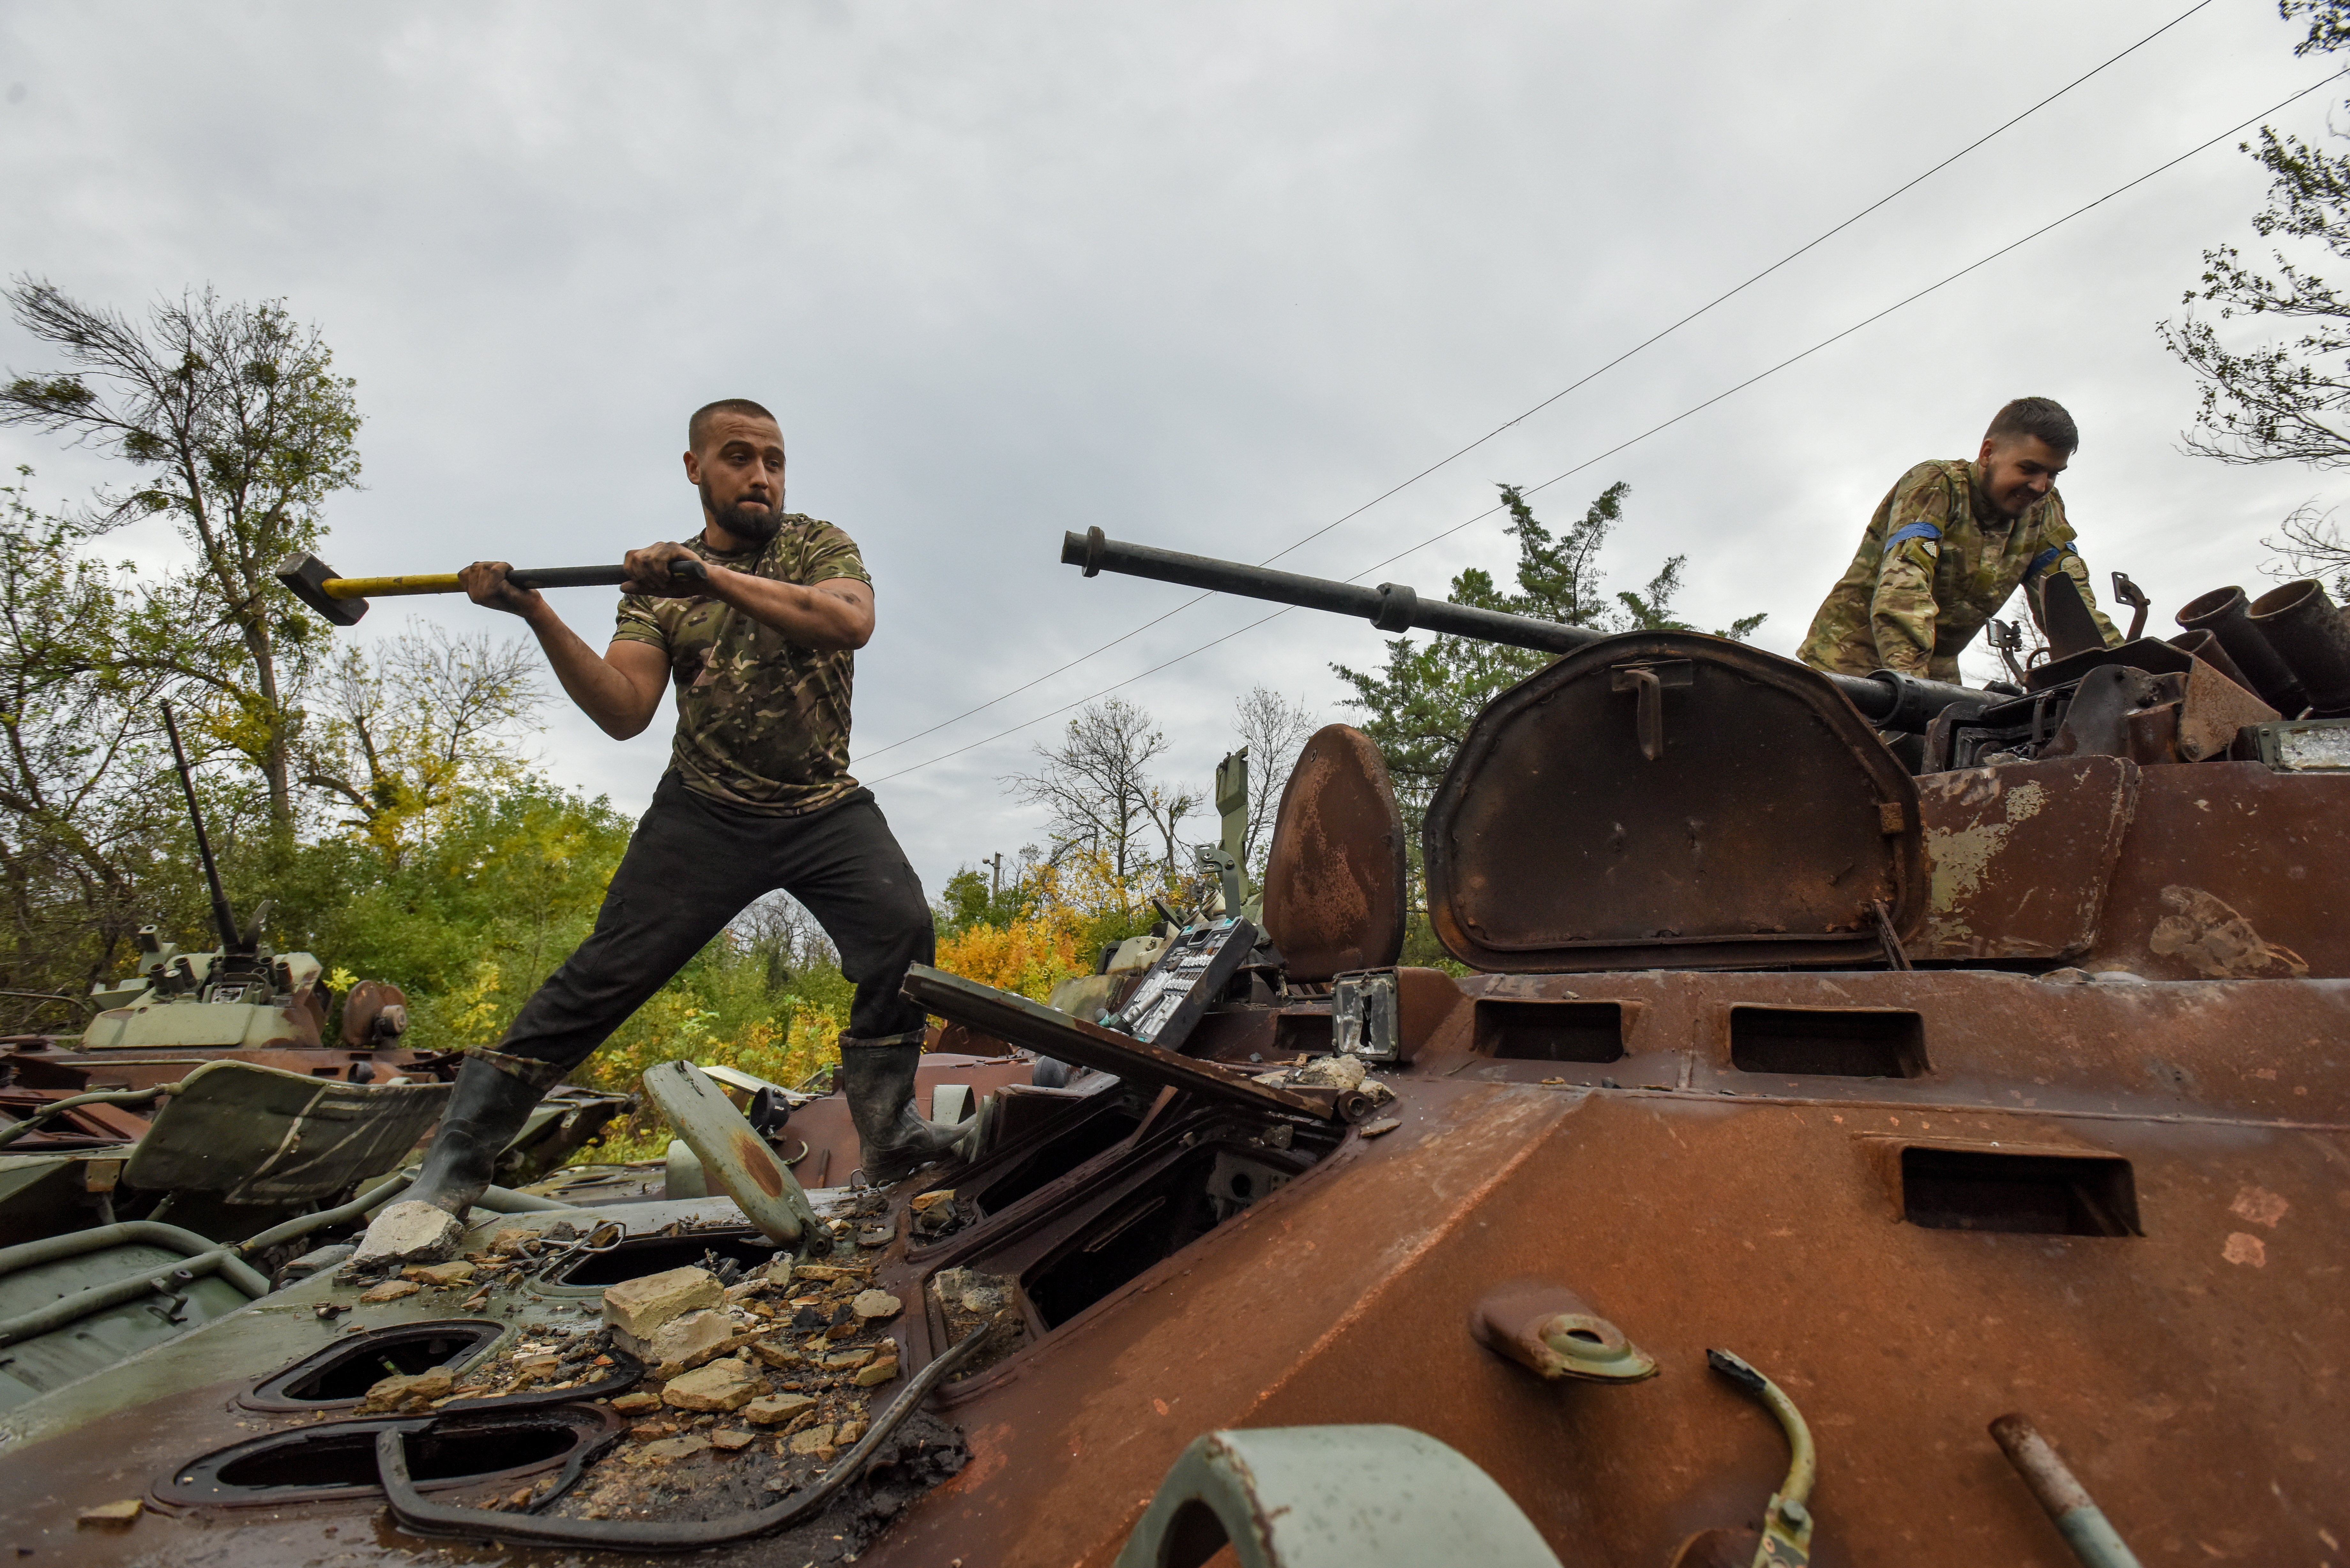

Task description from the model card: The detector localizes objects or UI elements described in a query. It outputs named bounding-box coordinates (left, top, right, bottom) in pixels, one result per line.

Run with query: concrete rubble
left=349, top=1200, right=463, bottom=1269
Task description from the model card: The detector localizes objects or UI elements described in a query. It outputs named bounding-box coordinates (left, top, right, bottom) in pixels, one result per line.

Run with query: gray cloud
left=0, top=0, right=2334, bottom=893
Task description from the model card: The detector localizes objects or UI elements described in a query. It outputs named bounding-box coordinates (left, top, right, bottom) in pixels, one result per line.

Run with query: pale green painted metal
left=232, top=1171, right=413, bottom=1259
left=0, top=1223, right=273, bottom=1410
left=0, top=1221, right=269, bottom=1296
left=0, top=1241, right=249, bottom=1412
left=123, top=1058, right=451, bottom=1206
left=1708, top=1350, right=1816, bottom=1567
left=1114, top=1426, right=1564, bottom=1568
left=642, top=1060, right=821, bottom=1246
left=1990, top=1414, right=2144, bottom=1568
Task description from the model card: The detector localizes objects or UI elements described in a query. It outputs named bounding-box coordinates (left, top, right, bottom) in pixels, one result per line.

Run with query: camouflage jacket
left=1797, top=459, right=2120, bottom=682
left=612, top=516, right=872, bottom=816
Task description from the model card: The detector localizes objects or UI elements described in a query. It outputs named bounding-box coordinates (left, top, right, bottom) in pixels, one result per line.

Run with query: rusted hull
left=897, top=1088, right=2339, bottom=1567
left=1, top=968, right=2339, bottom=1565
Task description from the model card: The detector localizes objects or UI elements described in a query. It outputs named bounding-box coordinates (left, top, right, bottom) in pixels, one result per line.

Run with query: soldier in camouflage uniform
left=1798, top=396, right=2120, bottom=685
left=375, top=398, right=959, bottom=1240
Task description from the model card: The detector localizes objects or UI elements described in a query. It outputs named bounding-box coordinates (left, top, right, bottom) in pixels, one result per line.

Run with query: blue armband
left=1884, top=521, right=1943, bottom=552
left=2025, top=543, right=2077, bottom=580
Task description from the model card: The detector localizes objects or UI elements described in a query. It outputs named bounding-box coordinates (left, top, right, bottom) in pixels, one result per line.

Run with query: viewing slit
left=1899, top=1148, right=2140, bottom=1237
left=1474, top=1000, right=1626, bottom=1063
left=1730, top=1006, right=1927, bottom=1078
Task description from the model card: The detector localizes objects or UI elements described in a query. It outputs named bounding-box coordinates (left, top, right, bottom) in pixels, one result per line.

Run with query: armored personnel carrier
left=0, top=710, right=625, bottom=1409
left=0, top=535, right=2341, bottom=1566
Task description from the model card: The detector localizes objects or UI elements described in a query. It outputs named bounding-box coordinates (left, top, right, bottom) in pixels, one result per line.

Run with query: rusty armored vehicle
left=0, top=531, right=2344, bottom=1568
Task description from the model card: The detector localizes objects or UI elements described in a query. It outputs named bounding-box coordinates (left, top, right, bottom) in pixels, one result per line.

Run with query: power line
left=1353, top=65, right=2350, bottom=579
left=865, top=66, right=2348, bottom=789
left=856, top=0, right=2216, bottom=765
left=1250, top=0, right=2218, bottom=569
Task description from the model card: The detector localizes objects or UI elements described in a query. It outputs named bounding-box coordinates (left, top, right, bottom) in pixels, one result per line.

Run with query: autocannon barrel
left=1059, top=527, right=1995, bottom=733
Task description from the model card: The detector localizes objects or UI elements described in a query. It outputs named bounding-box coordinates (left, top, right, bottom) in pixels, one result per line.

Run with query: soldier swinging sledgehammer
left=360, top=398, right=962, bottom=1254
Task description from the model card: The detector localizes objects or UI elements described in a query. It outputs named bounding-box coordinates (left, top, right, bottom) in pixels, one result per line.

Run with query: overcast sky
left=1, top=1, right=2341, bottom=897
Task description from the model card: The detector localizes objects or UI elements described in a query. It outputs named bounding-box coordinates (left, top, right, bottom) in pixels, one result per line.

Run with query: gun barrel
left=160, top=703, right=246, bottom=956
left=1059, top=527, right=1994, bottom=733
left=1061, top=528, right=1604, bottom=657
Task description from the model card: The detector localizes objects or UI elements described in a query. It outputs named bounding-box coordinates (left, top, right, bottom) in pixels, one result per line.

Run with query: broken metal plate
left=121, top=1059, right=451, bottom=1206
left=2036, top=570, right=2109, bottom=662
left=902, top=966, right=1335, bottom=1119
left=1912, top=757, right=2138, bottom=962
left=1424, top=633, right=1925, bottom=971
left=1262, top=725, right=1408, bottom=981
left=641, top=1060, right=821, bottom=1246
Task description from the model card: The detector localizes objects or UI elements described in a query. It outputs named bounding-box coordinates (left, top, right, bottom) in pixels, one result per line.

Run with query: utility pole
left=989, top=852, right=1004, bottom=901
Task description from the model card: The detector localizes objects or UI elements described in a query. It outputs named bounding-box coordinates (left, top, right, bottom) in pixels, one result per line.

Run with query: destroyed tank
left=0, top=709, right=627, bottom=1412
left=1, top=533, right=2345, bottom=1567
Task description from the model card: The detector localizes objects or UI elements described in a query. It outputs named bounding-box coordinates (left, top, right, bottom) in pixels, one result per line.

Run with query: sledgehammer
left=275, top=551, right=709, bottom=627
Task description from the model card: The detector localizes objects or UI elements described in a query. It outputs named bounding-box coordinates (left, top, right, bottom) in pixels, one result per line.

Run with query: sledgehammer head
left=276, top=553, right=368, bottom=626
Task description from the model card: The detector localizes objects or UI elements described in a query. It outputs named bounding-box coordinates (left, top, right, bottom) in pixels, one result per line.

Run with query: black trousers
left=497, top=772, right=935, bottom=1075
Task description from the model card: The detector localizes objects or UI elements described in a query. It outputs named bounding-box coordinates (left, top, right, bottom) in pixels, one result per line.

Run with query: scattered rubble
left=746, top=1392, right=817, bottom=1425
left=629, top=1307, right=738, bottom=1376
left=358, top=1369, right=454, bottom=1413
left=603, top=1265, right=724, bottom=1339
left=349, top=1201, right=463, bottom=1270
left=1296, top=1054, right=1366, bottom=1090
left=631, top=1434, right=711, bottom=1465
left=663, top=1357, right=761, bottom=1412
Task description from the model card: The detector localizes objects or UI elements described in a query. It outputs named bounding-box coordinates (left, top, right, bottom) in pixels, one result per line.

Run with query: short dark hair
left=689, top=398, right=781, bottom=451
left=1984, top=396, right=2078, bottom=454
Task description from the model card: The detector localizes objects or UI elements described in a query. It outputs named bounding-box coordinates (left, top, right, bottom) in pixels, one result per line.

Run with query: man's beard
left=701, top=479, right=784, bottom=543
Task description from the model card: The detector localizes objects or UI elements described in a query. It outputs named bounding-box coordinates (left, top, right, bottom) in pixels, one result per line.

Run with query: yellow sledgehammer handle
left=322, top=573, right=464, bottom=599
left=275, top=552, right=703, bottom=627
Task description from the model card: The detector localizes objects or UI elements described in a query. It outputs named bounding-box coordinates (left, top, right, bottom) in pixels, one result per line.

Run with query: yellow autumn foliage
left=931, top=848, right=1158, bottom=1002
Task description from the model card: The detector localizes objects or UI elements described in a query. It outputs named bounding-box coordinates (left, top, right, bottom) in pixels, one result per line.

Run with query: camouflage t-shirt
left=1797, top=459, right=2120, bottom=683
left=611, top=516, right=872, bottom=816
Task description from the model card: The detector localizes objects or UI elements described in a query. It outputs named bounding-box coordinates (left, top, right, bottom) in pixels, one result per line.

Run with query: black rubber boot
left=838, top=1037, right=966, bottom=1185
left=403, top=1055, right=550, bottom=1217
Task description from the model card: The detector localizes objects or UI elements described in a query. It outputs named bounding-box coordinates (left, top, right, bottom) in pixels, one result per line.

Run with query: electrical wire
left=862, top=66, right=2349, bottom=788
left=854, top=0, right=2219, bottom=766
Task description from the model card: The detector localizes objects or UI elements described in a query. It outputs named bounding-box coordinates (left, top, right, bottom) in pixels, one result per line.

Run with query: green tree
left=0, top=473, right=182, bottom=1010
left=1333, top=482, right=1764, bottom=828
left=0, top=280, right=362, bottom=830
left=300, top=622, right=544, bottom=865
left=2158, top=2, right=2350, bottom=471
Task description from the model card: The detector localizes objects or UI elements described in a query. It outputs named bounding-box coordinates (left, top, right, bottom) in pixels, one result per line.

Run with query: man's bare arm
left=460, top=562, right=672, bottom=739
left=622, top=542, right=875, bottom=649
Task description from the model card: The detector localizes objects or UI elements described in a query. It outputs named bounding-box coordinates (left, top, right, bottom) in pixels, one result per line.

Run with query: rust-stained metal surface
left=6, top=961, right=2339, bottom=1566
left=2088, top=762, right=2350, bottom=980
left=1260, top=723, right=1407, bottom=981
left=1912, top=758, right=2136, bottom=961
left=1426, top=633, right=1924, bottom=971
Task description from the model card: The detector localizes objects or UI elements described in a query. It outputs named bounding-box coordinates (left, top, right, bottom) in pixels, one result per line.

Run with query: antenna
left=160, top=703, right=246, bottom=955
